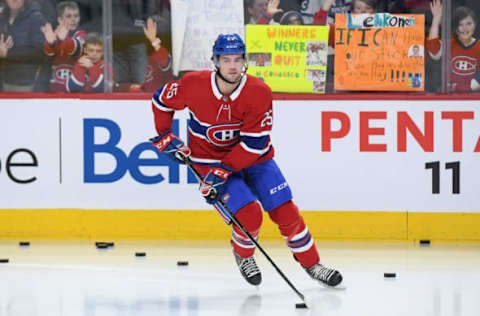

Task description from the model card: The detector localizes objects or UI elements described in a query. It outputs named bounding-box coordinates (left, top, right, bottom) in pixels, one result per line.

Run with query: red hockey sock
left=268, top=201, right=319, bottom=268
left=231, top=201, right=263, bottom=258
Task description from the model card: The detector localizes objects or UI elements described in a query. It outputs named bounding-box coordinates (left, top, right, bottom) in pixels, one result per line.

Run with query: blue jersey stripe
left=240, top=134, right=269, bottom=150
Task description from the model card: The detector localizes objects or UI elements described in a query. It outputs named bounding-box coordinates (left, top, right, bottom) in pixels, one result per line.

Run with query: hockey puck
left=96, top=243, right=109, bottom=249
left=95, top=242, right=114, bottom=248
left=419, top=239, right=431, bottom=246
left=19, top=241, right=30, bottom=246
left=135, top=252, right=146, bottom=257
left=384, top=272, right=396, bottom=278
left=0, top=259, right=9, bottom=263
left=177, top=261, right=189, bottom=266
left=295, top=303, right=308, bottom=309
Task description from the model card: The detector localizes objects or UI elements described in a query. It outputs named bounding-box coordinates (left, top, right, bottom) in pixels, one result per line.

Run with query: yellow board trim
left=0, top=209, right=478, bottom=241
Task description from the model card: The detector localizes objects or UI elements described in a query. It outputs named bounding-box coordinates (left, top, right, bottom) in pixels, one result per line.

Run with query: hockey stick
left=183, top=157, right=306, bottom=303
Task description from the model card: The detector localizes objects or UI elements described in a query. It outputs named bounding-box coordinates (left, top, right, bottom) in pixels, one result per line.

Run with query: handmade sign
left=246, top=24, right=330, bottom=93
left=334, top=13, right=425, bottom=91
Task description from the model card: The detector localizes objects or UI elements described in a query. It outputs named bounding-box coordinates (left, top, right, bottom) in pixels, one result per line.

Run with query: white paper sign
left=171, top=0, right=245, bottom=75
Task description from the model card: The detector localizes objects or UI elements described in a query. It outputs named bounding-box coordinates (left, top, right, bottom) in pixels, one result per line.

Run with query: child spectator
left=427, top=0, right=480, bottom=92
left=0, top=0, right=47, bottom=92
left=67, top=32, right=110, bottom=92
left=135, top=17, right=174, bottom=92
left=41, top=1, right=87, bottom=92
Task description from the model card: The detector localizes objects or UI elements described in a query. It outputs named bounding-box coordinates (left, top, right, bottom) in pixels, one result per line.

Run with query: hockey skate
left=305, top=263, right=343, bottom=287
left=233, top=251, right=262, bottom=286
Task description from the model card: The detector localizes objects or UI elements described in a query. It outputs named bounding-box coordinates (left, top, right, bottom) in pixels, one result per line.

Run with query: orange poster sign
left=334, top=14, right=425, bottom=91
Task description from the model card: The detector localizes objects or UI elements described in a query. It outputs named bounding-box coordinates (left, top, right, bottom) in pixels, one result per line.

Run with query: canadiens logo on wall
left=206, top=122, right=242, bottom=147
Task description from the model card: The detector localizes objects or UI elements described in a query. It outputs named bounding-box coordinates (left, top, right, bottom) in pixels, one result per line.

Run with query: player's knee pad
left=233, top=201, right=263, bottom=237
left=268, top=200, right=305, bottom=239
left=231, top=202, right=263, bottom=257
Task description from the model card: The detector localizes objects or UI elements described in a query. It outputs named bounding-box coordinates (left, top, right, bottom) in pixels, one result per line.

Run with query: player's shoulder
left=181, top=70, right=213, bottom=84
left=245, top=74, right=272, bottom=95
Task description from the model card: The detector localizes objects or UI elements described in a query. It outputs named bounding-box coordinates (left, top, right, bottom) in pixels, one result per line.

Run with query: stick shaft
left=185, top=158, right=305, bottom=301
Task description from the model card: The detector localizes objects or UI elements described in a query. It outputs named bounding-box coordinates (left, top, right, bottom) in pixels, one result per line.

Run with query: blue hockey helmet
left=212, top=34, right=246, bottom=61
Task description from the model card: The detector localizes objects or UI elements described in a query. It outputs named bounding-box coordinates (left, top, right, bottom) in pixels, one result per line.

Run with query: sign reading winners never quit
left=334, top=14, right=425, bottom=91
left=245, top=25, right=330, bottom=94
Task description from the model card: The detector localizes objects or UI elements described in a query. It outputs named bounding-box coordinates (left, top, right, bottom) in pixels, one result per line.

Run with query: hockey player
left=41, top=1, right=87, bottom=92
left=150, top=34, right=342, bottom=287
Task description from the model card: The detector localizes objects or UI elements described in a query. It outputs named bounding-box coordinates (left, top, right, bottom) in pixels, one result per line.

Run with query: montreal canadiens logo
left=54, top=65, right=72, bottom=84
left=206, top=122, right=242, bottom=147
left=451, top=56, right=476, bottom=76
left=145, top=65, right=153, bottom=83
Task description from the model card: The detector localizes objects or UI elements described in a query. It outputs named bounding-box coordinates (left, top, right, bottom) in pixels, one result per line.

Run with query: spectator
left=127, top=17, right=174, bottom=92
left=67, top=32, right=111, bottom=92
left=71, top=1, right=159, bottom=84
left=245, top=0, right=268, bottom=24
left=112, top=0, right=159, bottom=84
left=256, top=0, right=304, bottom=25
left=427, top=0, right=480, bottom=92
left=0, top=0, right=47, bottom=92
left=41, top=1, right=87, bottom=92
left=300, top=0, right=351, bottom=25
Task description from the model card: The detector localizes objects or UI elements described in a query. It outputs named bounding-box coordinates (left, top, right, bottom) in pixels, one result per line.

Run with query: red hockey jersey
left=43, top=30, right=87, bottom=92
left=142, top=46, right=174, bottom=92
left=152, top=71, right=274, bottom=171
left=427, top=37, right=480, bottom=92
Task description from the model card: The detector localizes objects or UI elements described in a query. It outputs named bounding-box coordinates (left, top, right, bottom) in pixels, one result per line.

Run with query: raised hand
left=430, top=0, right=442, bottom=21
left=56, top=20, right=69, bottom=41
left=429, top=0, right=442, bottom=39
left=266, top=0, right=283, bottom=16
left=0, top=34, right=13, bottom=58
left=143, top=17, right=158, bottom=43
left=41, top=22, right=56, bottom=44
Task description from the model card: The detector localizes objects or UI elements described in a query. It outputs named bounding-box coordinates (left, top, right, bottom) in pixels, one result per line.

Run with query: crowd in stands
left=0, top=0, right=478, bottom=93
left=0, top=0, right=173, bottom=93
left=245, top=0, right=480, bottom=93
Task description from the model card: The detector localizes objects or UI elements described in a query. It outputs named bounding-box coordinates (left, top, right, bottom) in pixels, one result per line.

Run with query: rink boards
left=0, top=96, right=479, bottom=240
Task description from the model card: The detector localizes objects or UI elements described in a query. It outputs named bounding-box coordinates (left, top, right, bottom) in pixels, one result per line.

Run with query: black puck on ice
left=419, top=239, right=431, bottom=246
left=0, top=259, right=9, bottom=263
left=19, top=241, right=30, bottom=246
left=295, top=303, right=308, bottom=309
left=95, top=242, right=114, bottom=248
left=177, top=261, right=189, bottom=266
left=384, top=272, right=396, bottom=278
left=135, top=252, right=146, bottom=257
left=96, top=243, right=109, bottom=249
